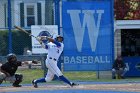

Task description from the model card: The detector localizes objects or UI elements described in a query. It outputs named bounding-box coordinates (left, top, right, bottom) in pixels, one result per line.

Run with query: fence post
left=8, top=0, right=12, bottom=53
left=53, top=0, right=61, bottom=80
left=54, top=0, right=60, bottom=33
left=54, top=0, right=61, bottom=66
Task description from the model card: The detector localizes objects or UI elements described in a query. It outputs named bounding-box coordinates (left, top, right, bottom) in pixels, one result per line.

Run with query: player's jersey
left=46, top=42, right=64, bottom=61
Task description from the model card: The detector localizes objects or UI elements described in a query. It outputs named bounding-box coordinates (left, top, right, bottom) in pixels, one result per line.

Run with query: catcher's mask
left=7, top=53, right=17, bottom=62
left=56, top=35, right=63, bottom=42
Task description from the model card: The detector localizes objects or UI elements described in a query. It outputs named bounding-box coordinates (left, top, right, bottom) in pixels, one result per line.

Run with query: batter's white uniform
left=32, top=37, right=78, bottom=88
left=45, top=42, right=64, bottom=82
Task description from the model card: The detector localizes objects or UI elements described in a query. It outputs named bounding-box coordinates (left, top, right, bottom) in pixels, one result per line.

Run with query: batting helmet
left=7, top=53, right=17, bottom=62
left=56, top=35, right=64, bottom=42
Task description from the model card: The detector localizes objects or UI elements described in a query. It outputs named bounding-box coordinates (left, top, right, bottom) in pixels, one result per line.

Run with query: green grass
left=63, top=71, right=97, bottom=81
left=17, top=69, right=44, bottom=84
left=2, top=69, right=140, bottom=84
left=17, top=69, right=98, bottom=83
left=16, top=69, right=97, bottom=83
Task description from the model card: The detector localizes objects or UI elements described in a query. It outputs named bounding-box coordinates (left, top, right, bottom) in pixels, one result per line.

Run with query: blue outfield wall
left=124, top=57, right=140, bottom=77
left=62, top=0, right=114, bottom=71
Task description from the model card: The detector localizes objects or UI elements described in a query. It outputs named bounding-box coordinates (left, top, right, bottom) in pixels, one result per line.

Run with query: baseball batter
left=32, top=35, right=78, bottom=88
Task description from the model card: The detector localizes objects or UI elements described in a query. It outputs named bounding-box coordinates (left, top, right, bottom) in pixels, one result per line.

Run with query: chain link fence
left=0, top=0, right=56, bottom=56
left=0, top=0, right=59, bottom=78
left=1, top=0, right=139, bottom=56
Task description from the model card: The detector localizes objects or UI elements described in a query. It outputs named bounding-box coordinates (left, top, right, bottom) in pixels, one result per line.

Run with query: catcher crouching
left=0, top=53, right=38, bottom=87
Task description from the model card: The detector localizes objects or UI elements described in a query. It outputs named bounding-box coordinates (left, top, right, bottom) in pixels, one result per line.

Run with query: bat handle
left=30, top=34, right=36, bottom=38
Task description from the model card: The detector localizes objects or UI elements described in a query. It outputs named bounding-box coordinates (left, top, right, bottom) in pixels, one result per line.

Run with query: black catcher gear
left=0, top=79, right=3, bottom=85
left=7, top=53, right=17, bottom=62
left=12, top=74, right=23, bottom=87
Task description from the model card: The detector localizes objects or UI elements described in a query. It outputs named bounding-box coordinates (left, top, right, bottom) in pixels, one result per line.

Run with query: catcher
left=0, top=53, right=38, bottom=87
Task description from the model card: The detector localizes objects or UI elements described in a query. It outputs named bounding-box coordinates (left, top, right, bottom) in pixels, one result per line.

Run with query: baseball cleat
left=32, top=80, right=38, bottom=88
left=12, top=84, right=22, bottom=87
left=70, top=82, right=79, bottom=87
left=0, top=80, right=3, bottom=85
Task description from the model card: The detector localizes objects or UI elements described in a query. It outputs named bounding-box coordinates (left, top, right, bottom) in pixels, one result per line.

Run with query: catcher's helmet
left=7, top=53, right=17, bottom=62
left=56, top=35, right=64, bottom=41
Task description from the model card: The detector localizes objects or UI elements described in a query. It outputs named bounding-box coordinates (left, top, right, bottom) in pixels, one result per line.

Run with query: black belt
left=49, top=57, right=57, bottom=61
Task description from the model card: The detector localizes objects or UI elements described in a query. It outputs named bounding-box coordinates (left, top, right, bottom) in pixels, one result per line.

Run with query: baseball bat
left=14, top=25, right=37, bottom=39
left=14, top=25, right=48, bottom=47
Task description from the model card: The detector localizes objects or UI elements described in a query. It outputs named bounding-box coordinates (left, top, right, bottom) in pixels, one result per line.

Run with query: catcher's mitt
left=32, top=60, right=38, bottom=64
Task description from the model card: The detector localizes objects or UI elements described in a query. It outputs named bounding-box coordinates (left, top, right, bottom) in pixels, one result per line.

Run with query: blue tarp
left=62, top=1, right=114, bottom=71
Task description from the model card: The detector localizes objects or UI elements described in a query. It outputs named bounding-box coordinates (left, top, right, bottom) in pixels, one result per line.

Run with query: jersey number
left=57, top=49, right=59, bottom=53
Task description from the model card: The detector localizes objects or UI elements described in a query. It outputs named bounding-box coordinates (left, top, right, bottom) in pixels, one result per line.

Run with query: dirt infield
left=0, top=82, right=140, bottom=93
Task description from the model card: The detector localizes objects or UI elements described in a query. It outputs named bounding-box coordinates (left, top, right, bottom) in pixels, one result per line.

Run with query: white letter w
left=67, top=10, right=104, bottom=52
